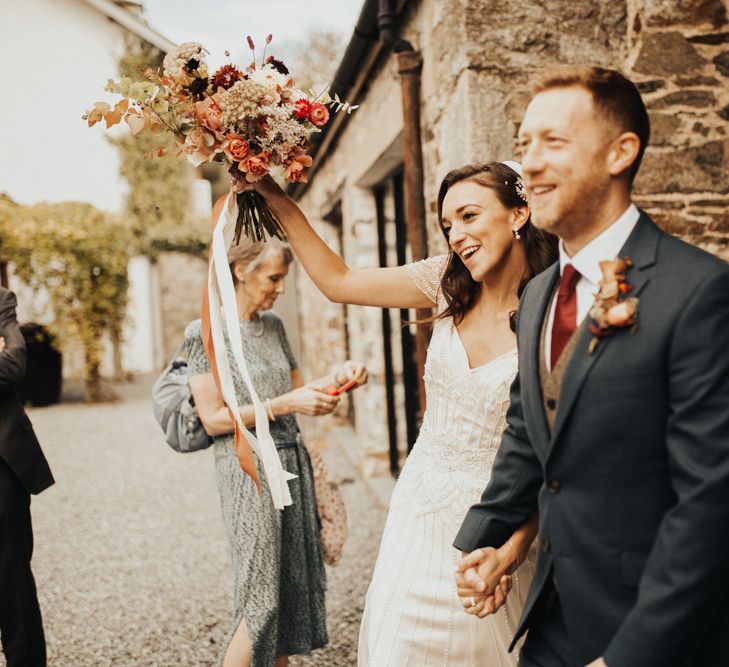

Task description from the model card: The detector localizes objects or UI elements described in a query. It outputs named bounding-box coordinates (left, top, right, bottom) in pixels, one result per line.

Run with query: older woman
left=185, top=235, right=366, bottom=667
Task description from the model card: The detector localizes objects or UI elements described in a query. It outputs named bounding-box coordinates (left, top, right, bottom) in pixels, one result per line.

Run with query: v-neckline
left=451, top=321, right=517, bottom=372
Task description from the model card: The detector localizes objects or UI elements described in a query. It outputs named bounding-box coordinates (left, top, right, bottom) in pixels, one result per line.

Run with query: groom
left=453, top=66, right=729, bottom=666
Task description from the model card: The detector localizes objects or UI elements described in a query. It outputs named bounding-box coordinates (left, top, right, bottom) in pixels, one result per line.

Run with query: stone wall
left=629, top=0, right=729, bottom=259
left=295, top=0, right=729, bottom=475
left=157, top=252, right=208, bottom=363
left=408, top=0, right=729, bottom=257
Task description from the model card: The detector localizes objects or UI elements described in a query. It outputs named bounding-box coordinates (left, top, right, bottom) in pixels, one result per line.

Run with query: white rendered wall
left=0, top=0, right=168, bottom=375
left=0, top=0, right=131, bottom=211
left=123, top=256, right=163, bottom=373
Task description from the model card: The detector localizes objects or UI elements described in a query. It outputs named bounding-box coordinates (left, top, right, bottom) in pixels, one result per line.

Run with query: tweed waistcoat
left=538, top=289, right=583, bottom=432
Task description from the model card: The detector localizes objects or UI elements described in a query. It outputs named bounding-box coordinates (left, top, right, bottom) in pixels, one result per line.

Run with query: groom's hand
left=586, top=659, right=607, bottom=667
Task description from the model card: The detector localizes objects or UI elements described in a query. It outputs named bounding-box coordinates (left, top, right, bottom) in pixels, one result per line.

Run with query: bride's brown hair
left=435, top=162, right=558, bottom=331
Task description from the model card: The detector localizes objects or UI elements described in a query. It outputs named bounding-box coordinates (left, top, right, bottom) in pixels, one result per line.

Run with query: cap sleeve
left=405, top=254, right=450, bottom=306
left=183, top=319, right=211, bottom=375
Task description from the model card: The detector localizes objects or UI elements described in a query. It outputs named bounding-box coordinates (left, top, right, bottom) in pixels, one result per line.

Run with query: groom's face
left=518, top=85, right=613, bottom=241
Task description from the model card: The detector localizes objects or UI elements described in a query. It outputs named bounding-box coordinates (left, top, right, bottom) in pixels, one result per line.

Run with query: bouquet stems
left=234, top=191, right=287, bottom=244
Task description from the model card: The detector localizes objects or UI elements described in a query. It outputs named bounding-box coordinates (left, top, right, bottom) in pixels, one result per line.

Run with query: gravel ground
left=9, top=376, right=386, bottom=667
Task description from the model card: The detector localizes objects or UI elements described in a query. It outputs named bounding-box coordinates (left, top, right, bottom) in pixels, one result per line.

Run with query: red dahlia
left=294, top=98, right=312, bottom=120
left=212, top=64, right=244, bottom=90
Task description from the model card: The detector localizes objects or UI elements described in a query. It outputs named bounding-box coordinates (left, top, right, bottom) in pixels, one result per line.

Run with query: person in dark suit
left=452, top=66, right=729, bottom=667
left=0, top=287, right=54, bottom=666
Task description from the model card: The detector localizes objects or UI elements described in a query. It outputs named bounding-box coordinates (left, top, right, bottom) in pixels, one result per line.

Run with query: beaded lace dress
left=358, top=255, right=535, bottom=666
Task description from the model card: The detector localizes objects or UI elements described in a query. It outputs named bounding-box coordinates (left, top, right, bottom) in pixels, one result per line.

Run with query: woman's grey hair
left=227, top=236, right=294, bottom=281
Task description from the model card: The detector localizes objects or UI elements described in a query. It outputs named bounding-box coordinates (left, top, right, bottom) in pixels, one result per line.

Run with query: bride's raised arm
left=251, top=176, right=437, bottom=310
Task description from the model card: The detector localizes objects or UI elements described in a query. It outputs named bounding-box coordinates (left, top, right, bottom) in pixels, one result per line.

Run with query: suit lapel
left=520, top=263, right=559, bottom=451
left=547, top=212, right=661, bottom=451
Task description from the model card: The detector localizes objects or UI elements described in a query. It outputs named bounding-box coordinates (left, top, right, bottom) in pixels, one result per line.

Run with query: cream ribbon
left=207, top=193, right=296, bottom=510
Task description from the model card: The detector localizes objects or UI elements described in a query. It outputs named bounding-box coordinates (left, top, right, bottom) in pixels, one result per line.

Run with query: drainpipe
left=378, top=0, right=429, bottom=417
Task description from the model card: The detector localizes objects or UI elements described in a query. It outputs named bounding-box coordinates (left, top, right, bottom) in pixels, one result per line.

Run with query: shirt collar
left=558, top=203, right=640, bottom=286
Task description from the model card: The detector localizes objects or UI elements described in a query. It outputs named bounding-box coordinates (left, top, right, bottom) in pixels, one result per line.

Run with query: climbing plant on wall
left=112, top=36, right=211, bottom=258
left=0, top=197, right=131, bottom=402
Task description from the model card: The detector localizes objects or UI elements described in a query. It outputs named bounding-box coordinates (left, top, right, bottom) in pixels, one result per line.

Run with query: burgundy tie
left=550, top=264, right=581, bottom=367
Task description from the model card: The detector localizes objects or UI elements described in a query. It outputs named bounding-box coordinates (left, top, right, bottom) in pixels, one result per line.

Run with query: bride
left=251, top=161, right=557, bottom=665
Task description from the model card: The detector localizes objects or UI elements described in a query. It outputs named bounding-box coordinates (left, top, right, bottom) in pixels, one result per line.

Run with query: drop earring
left=513, top=227, right=521, bottom=240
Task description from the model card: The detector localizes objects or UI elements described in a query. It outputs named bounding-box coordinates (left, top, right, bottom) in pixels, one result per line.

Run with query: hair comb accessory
left=501, top=160, right=528, bottom=203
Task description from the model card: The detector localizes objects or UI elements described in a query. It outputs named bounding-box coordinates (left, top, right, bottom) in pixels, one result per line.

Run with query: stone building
left=292, top=0, right=729, bottom=476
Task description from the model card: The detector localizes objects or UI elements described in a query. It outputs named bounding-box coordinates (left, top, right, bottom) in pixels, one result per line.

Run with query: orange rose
left=224, top=133, right=250, bottom=163
left=284, top=162, right=309, bottom=183
left=284, top=147, right=313, bottom=183
left=244, top=152, right=270, bottom=182
left=600, top=279, right=620, bottom=299
left=184, top=128, right=218, bottom=166
left=195, top=92, right=224, bottom=134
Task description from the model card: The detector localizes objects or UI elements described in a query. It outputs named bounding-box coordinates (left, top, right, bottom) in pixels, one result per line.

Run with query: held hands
left=456, top=546, right=516, bottom=618
left=456, top=568, right=512, bottom=618
left=0, top=336, right=5, bottom=353
left=586, top=659, right=607, bottom=667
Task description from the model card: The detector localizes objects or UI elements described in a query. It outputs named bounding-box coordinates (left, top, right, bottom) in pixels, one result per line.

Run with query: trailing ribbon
left=201, top=193, right=296, bottom=510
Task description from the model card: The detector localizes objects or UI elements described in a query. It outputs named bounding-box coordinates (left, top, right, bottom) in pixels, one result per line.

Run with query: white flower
left=249, top=65, right=290, bottom=90
left=258, top=114, right=309, bottom=159
left=163, top=42, right=208, bottom=78
left=219, top=80, right=280, bottom=131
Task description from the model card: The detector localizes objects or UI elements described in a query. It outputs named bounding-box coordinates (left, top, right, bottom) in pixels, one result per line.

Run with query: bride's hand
left=251, top=174, right=289, bottom=201
left=456, top=570, right=512, bottom=618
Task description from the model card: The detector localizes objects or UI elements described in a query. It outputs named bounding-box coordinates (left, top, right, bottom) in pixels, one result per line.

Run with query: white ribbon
left=207, top=193, right=296, bottom=510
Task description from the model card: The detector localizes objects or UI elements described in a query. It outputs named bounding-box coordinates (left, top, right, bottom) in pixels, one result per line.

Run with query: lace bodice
left=400, top=256, right=517, bottom=526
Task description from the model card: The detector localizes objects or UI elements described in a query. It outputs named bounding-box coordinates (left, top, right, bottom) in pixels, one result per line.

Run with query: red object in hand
left=325, top=379, right=358, bottom=396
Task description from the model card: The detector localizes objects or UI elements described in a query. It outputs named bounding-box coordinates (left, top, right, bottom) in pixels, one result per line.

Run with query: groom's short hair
left=531, top=66, right=650, bottom=185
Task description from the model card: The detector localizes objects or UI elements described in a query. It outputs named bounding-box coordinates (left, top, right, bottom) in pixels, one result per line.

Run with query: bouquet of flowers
left=84, top=36, right=356, bottom=242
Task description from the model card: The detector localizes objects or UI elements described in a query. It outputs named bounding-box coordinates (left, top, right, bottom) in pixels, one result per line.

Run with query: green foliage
left=113, top=36, right=211, bottom=258
left=0, top=198, right=131, bottom=401
left=110, top=130, right=210, bottom=256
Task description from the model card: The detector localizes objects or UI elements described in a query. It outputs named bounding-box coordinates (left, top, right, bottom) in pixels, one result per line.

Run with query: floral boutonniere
left=588, top=257, right=639, bottom=354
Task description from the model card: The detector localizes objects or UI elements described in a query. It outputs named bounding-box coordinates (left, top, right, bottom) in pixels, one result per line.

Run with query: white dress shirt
left=544, top=204, right=641, bottom=370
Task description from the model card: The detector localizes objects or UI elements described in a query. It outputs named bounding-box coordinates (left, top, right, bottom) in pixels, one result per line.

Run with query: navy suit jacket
left=0, top=288, right=54, bottom=499
left=454, top=214, right=729, bottom=667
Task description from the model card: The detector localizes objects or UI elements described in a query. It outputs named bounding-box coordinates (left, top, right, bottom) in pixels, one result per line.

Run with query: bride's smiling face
left=441, top=181, right=521, bottom=283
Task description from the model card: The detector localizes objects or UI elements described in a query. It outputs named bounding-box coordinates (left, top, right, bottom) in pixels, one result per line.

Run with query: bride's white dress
left=358, top=255, right=535, bottom=666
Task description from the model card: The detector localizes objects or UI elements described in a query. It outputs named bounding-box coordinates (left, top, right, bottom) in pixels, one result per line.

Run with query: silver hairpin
left=514, top=177, right=527, bottom=203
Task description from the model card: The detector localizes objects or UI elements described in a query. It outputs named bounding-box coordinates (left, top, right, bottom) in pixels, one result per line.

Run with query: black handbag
left=151, top=341, right=212, bottom=453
